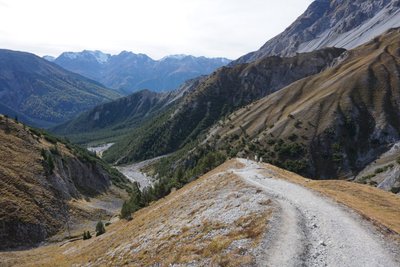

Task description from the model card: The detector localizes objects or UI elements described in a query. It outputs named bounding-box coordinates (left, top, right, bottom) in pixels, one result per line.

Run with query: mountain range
left=47, top=50, right=231, bottom=94
left=0, top=49, right=121, bottom=127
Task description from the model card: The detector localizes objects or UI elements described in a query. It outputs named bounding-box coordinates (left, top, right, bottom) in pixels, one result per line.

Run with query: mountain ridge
left=0, top=49, right=121, bottom=128
left=234, top=0, right=400, bottom=64
left=50, top=50, right=231, bottom=94
left=207, top=27, right=400, bottom=180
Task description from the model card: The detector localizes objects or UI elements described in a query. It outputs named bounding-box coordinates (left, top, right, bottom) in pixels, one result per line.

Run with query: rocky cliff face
left=355, top=142, right=400, bottom=194
left=0, top=116, right=126, bottom=249
left=235, top=0, right=400, bottom=63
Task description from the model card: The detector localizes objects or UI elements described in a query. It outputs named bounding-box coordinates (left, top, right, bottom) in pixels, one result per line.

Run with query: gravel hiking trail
left=233, top=159, right=400, bottom=267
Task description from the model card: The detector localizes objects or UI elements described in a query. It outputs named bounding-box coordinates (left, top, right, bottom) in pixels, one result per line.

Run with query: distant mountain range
left=46, top=50, right=231, bottom=94
left=235, top=0, right=400, bottom=63
left=0, top=49, right=121, bottom=127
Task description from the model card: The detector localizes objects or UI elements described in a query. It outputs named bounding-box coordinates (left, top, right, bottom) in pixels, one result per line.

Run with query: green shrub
left=41, top=149, right=55, bottom=175
left=283, top=159, right=308, bottom=173
left=374, top=164, right=394, bottom=174
left=83, top=231, right=92, bottom=240
left=29, top=127, right=42, bottom=137
left=95, top=221, right=106, bottom=236
left=274, top=142, right=304, bottom=158
left=391, top=187, right=400, bottom=194
left=44, top=134, right=59, bottom=144
left=120, top=183, right=143, bottom=219
left=359, top=174, right=376, bottom=184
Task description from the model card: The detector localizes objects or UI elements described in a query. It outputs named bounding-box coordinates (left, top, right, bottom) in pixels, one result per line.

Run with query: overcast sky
left=0, top=0, right=313, bottom=60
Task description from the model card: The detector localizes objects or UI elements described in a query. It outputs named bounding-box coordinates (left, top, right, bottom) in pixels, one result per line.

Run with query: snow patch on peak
left=59, top=50, right=110, bottom=64
left=88, top=50, right=110, bottom=64
left=161, top=54, right=192, bottom=61
left=61, top=52, right=79, bottom=60
left=43, top=55, right=55, bottom=62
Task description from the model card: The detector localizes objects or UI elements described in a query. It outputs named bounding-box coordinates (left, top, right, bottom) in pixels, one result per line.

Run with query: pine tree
left=83, top=231, right=92, bottom=240
left=120, top=201, right=132, bottom=219
left=96, top=221, right=106, bottom=236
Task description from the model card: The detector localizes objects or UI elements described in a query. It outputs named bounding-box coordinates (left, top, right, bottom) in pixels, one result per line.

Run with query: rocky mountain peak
left=234, top=0, right=400, bottom=64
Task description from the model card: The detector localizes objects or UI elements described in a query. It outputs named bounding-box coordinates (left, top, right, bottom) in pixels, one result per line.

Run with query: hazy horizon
left=0, top=0, right=313, bottom=60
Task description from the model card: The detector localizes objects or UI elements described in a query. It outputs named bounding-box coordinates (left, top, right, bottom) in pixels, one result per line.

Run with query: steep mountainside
left=206, top=28, right=400, bottom=179
left=235, top=0, right=400, bottom=63
left=52, top=50, right=231, bottom=93
left=102, top=48, right=345, bottom=164
left=0, top=115, right=128, bottom=249
left=0, top=49, right=121, bottom=128
left=50, top=77, right=204, bottom=145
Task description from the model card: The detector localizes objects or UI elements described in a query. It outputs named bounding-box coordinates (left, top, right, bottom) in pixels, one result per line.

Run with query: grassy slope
left=1, top=158, right=398, bottom=266
left=208, top=28, right=400, bottom=178
left=0, top=160, right=273, bottom=266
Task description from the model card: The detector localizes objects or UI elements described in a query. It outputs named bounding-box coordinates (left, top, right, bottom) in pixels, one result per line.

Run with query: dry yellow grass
left=0, top=116, right=58, bottom=226
left=0, top=159, right=273, bottom=267
left=258, top=162, right=400, bottom=236
left=3, top=157, right=397, bottom=266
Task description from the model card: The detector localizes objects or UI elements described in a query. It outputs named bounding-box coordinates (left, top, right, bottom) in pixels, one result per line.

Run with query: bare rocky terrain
left=115, top=156, right=167, bottom=189
left=235, top=0, right=400, bottom=63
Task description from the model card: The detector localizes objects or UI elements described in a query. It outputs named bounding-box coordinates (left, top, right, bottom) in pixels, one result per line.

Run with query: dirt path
left=234, top=159, right=399, bottom=267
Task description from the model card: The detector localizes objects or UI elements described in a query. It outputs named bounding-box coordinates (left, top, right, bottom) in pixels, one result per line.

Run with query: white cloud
left=0, top=0, right=313, bottom=59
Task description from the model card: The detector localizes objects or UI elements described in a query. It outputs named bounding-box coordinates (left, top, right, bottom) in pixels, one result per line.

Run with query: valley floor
left=1, top=159, right=399, bottom=266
